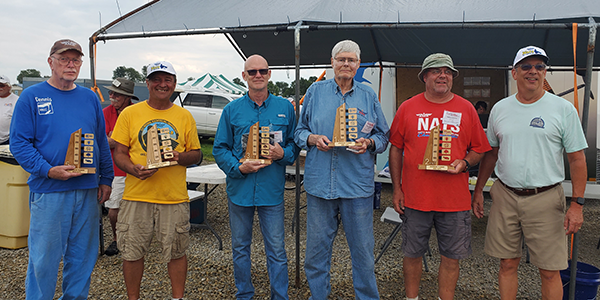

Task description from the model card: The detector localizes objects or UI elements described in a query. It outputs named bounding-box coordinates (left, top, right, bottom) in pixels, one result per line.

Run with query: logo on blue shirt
left=530, top=117, right=545, bottom=128
left=35, top=97, right=54, bottom=115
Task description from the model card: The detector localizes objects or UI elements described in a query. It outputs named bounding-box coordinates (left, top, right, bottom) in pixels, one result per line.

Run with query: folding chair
left=375, top=207, right=430, bottom=272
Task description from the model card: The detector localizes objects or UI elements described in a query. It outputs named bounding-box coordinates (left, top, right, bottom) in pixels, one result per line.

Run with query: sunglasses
left=246, top=69, right=269, bottom=76
left=517, top=64, right=547, bottom=71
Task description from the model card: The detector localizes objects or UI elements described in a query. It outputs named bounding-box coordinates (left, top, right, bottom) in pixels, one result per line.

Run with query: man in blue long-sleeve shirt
left=213, top=54, right=299, bottom=300
left=10, top=39, right=113, bottom=300
left=294, top=40, right=389, bottom=300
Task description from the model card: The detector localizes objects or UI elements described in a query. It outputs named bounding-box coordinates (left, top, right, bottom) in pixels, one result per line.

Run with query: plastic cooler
left=0, top=145, right=30, bottom=249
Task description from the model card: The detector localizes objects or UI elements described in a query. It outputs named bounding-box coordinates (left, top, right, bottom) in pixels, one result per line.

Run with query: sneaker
left=104, top=241, right=119, bottom=256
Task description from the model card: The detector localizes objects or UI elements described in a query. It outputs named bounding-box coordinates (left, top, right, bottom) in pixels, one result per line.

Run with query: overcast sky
left=3, top=1, right=322, bottom=87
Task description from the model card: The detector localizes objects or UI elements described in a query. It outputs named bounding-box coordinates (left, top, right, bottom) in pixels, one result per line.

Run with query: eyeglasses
left=0, top=83, right=8, bottom=88
left=428, top=68, right=454, bottom=76
left=517, top=64, right=547, bottom=71
left=334, top=57, right=358, bottom=65
left=51, top=56, right=83, bottom=67
left=246, top=69, right=269, bottom=76
left=108, top=91, right=125, bottom=97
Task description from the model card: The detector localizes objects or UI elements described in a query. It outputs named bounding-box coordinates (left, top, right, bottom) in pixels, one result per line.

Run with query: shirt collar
left=245, top=92, right=272, bottom=108
left=334, top=79, right=356, bottom=96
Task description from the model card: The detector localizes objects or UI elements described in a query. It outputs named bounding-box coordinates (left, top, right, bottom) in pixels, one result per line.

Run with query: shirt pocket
left=351, top=110, right=370, bottom=139
left=232, top=120, right=259, bottom=154
left=269, top=118, right=290, bottom=144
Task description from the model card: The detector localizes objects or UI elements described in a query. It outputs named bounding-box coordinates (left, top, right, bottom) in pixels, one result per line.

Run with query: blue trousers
left=228, top=198, right=289, bottom=300
left=304, top=194, right=379, bottom=300
left=26, top=189, right=100, bottom=300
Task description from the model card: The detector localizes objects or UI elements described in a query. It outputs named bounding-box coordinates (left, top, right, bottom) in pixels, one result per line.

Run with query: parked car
left=172, top=89, right=242, bottom=139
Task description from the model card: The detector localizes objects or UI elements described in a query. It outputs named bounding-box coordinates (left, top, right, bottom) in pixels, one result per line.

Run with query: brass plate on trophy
left=146, top=124, right=178, bottom=169
left=418, top=125, right=455, bottom=171
left=240, top=122, right=272, bottom=165
left=328, top=103, right=363, bottom=147
left=64, top=128, right=96, bottom=174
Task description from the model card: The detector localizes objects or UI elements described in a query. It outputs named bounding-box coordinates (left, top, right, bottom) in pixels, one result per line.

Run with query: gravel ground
left=2, top=171, right=600, bottom=299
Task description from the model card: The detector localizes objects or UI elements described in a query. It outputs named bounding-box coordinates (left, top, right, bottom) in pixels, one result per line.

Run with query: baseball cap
left=0, top=75, right=10, bottom=85
left=103, top=77, right=139, bottom=100
left=146, top=61, right=177, bottom=78
left=50, top=39, right=84, bottom=56
left=418, top=53, right=459, bottom=83
left=513, top=46, right=549, bottom=66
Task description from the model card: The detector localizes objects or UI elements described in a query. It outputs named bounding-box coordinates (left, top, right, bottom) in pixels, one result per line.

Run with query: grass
left=200, top=137, right=214, bottom=162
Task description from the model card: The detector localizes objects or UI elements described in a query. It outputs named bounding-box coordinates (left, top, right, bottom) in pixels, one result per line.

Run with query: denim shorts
left=401, top=207, right=472, bottom=260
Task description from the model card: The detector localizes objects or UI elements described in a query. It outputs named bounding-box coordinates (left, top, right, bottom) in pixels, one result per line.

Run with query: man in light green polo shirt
left=472, top=45, right=587, bottom=299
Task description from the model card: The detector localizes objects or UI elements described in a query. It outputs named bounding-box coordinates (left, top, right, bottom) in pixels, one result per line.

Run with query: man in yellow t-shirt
left=112, top=61, right=202, bottom=300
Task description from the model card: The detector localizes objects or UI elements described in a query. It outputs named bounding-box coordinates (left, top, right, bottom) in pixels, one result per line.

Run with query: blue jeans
left=304, top=194, right=379, bottom=300
left=228, top=198, right=289, bottom=300
left=26, top=189, right=100, bottom=300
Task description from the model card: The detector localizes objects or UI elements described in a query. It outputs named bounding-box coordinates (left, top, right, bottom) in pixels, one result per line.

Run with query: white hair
left=331, top=40, right=361, bottom=60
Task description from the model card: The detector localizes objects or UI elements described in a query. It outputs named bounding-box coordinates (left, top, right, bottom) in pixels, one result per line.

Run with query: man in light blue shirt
left=294, top=40, right=389, bottom=300
left=213, top=54, right=299, bottom=300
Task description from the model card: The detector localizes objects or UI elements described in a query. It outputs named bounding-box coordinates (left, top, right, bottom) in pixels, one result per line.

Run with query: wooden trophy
left=240, top=122, right=272, bottom=165
left=328, top=103, right=363, bottom=147
left=146, top=124, right=178, bottom=169
left=418, top=125, right=455, bottom=171
left=64, top=128, right=96, bottom=173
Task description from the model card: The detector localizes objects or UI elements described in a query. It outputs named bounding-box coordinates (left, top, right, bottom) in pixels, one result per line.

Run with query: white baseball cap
left=0, top=75, right=10, bottom=85
left=513, top=46, right=549, bottom=66
left=146, top=61, right=177, bottom=78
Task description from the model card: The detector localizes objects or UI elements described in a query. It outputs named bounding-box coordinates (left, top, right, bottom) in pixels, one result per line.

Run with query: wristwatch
left=574, top=197, right=585, bottom=206
left=462, top=159, right=471, bottom=173
left=368, top=139, right=376, bottom=151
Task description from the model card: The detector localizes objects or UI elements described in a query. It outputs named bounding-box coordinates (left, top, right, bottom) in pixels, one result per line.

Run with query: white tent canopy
left=178, top=73, right=247, bottom=95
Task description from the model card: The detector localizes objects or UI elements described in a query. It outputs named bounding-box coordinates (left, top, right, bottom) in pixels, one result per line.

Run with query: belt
left=498, top=179, right=560, bottom=197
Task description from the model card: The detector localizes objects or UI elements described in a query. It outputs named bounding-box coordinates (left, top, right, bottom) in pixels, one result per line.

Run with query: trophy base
left=147, top=161, right=178, bottom=169
left=327, top=142, right=363, bottom=147
left=68, top=167, right=96, bottom=174
left=240, top=158, right=272, bottom=165
left=418, top=164, right=455, bottom=171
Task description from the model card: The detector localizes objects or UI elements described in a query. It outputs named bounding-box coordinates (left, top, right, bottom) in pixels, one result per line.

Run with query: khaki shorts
left=104, top=176, right=125, bottom=209
left=484, top=181, right=568, bottom=270
left=117, top=200, right=190, bottom=262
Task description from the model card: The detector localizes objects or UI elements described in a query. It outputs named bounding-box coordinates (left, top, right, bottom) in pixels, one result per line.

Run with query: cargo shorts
left=401, top=207, right=472, bottom=260
left=117, top=200, right=190, bottom=262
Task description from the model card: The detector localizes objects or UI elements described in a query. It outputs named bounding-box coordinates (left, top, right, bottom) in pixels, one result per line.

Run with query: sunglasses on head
left=517, top=63, right=547, bottom=71
left=246, top=69, right=269, bottom=76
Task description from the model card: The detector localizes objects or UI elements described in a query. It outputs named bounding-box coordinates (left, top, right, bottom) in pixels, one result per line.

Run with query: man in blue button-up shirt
left=294, top=40, right=389, bottom=300
left=213, top=54, right=299, bottom=300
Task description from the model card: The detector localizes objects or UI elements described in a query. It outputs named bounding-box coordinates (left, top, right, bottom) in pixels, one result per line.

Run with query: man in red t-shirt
left=389, top=53, right=491, bottom=300
left=102, top=77, right=138, bottom=256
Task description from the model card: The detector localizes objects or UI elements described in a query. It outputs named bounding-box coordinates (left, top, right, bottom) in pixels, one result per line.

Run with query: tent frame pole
left=294, top=21, right=303, bottom=289
left=569, top=16, right=597, bottom=300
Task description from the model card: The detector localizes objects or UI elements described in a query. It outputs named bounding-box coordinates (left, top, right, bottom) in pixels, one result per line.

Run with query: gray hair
left=331, top=40, right=361, bottom=60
